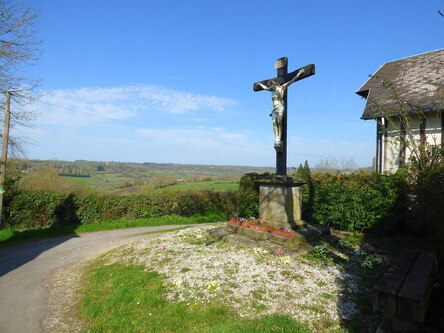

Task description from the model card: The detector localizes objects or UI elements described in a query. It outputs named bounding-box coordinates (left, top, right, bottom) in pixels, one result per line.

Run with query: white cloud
left=35, top=85, right=236, bottom=126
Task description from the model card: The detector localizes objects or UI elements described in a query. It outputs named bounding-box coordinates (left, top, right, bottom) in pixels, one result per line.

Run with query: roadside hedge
left=3, top=190, right=237, bottom=229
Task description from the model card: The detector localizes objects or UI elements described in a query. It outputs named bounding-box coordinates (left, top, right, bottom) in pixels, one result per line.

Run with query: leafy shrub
left=237, top=173, right=271, bottom=218
left=6, top=192, right=69, bottom=228
left=302, top=171, right=408, bottom=233
left=237, top=170, right=407, bottom=233
left=411, top=163, right=444, bottom=253
left=3, top=190, right=237, bottom=229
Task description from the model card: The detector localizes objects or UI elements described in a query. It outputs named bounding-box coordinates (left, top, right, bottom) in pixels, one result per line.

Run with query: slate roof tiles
left=356, top=49, right=444, bottom=120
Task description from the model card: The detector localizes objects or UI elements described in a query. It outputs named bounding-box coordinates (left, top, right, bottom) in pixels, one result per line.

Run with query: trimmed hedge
left=237, top=173, right=271, bottom=218
left=304, top=171, right=408, bottom=232
left=4, top=190, right=237, bottom=229
left=238, top=171, right=408, bottom=233
left=412, top=164, right=444, bottom=237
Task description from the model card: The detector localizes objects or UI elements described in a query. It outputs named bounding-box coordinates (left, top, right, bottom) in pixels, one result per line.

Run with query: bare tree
left=0, top=1, right=41, bottom=155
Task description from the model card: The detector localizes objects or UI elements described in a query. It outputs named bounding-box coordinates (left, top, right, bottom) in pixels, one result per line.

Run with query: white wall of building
left=379, top=111, right=442, bottom=173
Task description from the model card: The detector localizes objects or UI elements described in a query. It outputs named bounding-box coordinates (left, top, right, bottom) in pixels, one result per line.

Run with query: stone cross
left=253, top=57, right=315, bottom=176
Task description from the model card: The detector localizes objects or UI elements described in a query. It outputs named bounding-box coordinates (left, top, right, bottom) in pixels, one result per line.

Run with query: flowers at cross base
left=274, top=248, right=284, bottom=256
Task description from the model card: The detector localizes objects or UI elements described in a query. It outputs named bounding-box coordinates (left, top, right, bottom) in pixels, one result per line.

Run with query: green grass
left=161, top=181, right=239, bottom=192
left=80, top=262, right=312, bottom=333
left=0, top=212, right=227, bottom=247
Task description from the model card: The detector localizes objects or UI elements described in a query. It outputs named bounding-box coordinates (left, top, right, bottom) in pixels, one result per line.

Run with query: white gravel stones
left=104, top=223, right=365, bottom=331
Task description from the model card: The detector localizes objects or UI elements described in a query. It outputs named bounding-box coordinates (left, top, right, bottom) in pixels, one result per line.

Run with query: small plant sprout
left=207, top=281, right=221, bottom=291
left=253, top=247, right=268, bottom=255
left=314, top=245, right=329, bottom=257
left=338, top=239, right=352, bottom=249
left=355, top=249, right=367, bottom=257
left=173, top=279, right=183, bottom=287
left=279, top=256, right=293, bottom=265
left=361, top=254, right=385, bottom=269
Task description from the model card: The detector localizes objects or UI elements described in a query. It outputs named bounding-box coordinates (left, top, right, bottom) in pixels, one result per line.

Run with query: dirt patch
left=41, top=260, right=86, bottom=333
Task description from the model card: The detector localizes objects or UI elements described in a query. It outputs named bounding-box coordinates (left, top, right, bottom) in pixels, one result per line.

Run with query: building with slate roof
left=356, top=49, right=443, bottom=172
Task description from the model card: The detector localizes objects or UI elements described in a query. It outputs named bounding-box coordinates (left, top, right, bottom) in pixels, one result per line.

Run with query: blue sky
left=17, top=0, right=444, bottom=167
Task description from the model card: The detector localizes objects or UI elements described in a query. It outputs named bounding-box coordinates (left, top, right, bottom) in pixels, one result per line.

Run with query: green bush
left=7, top=192, right=70, bottom=229
left=412, top=163, right=444, bottom=250
left=237, top=173, right=271, bottom=218
left=3, top=190, right=237, bottom=229
left=302, top=171, right=408, bottom=232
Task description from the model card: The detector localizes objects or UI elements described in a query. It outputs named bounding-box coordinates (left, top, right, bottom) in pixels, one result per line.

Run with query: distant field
left=61, top=173, right=136, bottom=190
left=161, top=181, right=238, bottom=192
left=27, top=159, right=266, bottom=193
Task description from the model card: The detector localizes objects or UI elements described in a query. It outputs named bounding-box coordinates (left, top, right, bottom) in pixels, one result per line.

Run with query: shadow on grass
left=295, top=231, right=394, bottom=332
left=315, top=231, right=443, bottom=333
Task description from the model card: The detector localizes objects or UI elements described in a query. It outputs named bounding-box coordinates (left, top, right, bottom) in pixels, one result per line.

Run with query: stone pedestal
left=258, top=176, right=306, bottom=229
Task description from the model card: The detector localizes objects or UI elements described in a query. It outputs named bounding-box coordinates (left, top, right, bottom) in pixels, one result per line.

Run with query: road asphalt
left=0, top=224, right=193, bottom=333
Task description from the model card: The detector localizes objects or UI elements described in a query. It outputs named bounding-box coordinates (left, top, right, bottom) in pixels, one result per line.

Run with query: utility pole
left=0, top=91, right=11, bottom=226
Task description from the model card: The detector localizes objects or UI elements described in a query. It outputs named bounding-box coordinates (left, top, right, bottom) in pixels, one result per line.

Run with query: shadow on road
left=0, top=194, right=81, bottom=276
left=0, top=231, right=80, bottom=276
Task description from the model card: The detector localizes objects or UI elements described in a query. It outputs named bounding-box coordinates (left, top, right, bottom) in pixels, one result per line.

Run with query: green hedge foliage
left=237, top=171, right=408, bottom=233
left=237, top=173, right=271, bottom=218
left=3, top=191, right=237, bottom=229
left=412, top=164, right=444, bottom=237
left=303, top=171, right=408, bottom=232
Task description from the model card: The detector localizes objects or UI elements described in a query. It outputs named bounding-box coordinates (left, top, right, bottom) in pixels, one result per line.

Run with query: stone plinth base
left=258, top=177, right=305, bottom=229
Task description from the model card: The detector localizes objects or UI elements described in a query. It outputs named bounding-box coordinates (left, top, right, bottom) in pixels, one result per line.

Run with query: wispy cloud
left=36, top=84, right=237, bottom=126
left=137, top=127, right=272, bottom=165
left=138, top=127, right=254, bottom=150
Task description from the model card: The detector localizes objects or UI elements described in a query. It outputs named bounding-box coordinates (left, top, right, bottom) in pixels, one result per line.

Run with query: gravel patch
left=103, top=223, right=369, bottom=331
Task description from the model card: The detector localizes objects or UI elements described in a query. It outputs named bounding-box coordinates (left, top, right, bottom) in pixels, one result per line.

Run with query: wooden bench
left=373, top=249, right=437, bottom=331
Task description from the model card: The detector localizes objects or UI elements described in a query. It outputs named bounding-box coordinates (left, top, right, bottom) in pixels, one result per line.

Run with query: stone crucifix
left=253, top=57, right=315, bottom=176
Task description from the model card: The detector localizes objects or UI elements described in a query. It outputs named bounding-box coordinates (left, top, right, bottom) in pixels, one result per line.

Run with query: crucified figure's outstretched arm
left=281, top=68, right=305, bottom=90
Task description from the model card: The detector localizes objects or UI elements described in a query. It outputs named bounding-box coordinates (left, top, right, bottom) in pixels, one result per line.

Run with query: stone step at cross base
left=208, top=223, right=330, bottom=247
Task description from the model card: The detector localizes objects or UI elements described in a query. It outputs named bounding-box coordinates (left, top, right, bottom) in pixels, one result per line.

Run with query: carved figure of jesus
left=256, top=69, right=305, bottom=148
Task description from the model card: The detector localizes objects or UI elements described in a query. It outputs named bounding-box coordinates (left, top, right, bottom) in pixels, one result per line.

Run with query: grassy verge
left=0, top=211, right=227, bottom=248
left=80, top=262, right=312, bottom=333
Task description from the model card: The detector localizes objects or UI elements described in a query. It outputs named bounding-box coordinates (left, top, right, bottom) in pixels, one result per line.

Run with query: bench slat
left=373, top=249, right=419, bottom=316
left=397, top=251, right=436, bottom=323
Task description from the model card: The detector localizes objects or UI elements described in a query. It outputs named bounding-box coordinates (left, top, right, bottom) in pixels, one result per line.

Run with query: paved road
left=0, top=225, right=192, bottom=333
